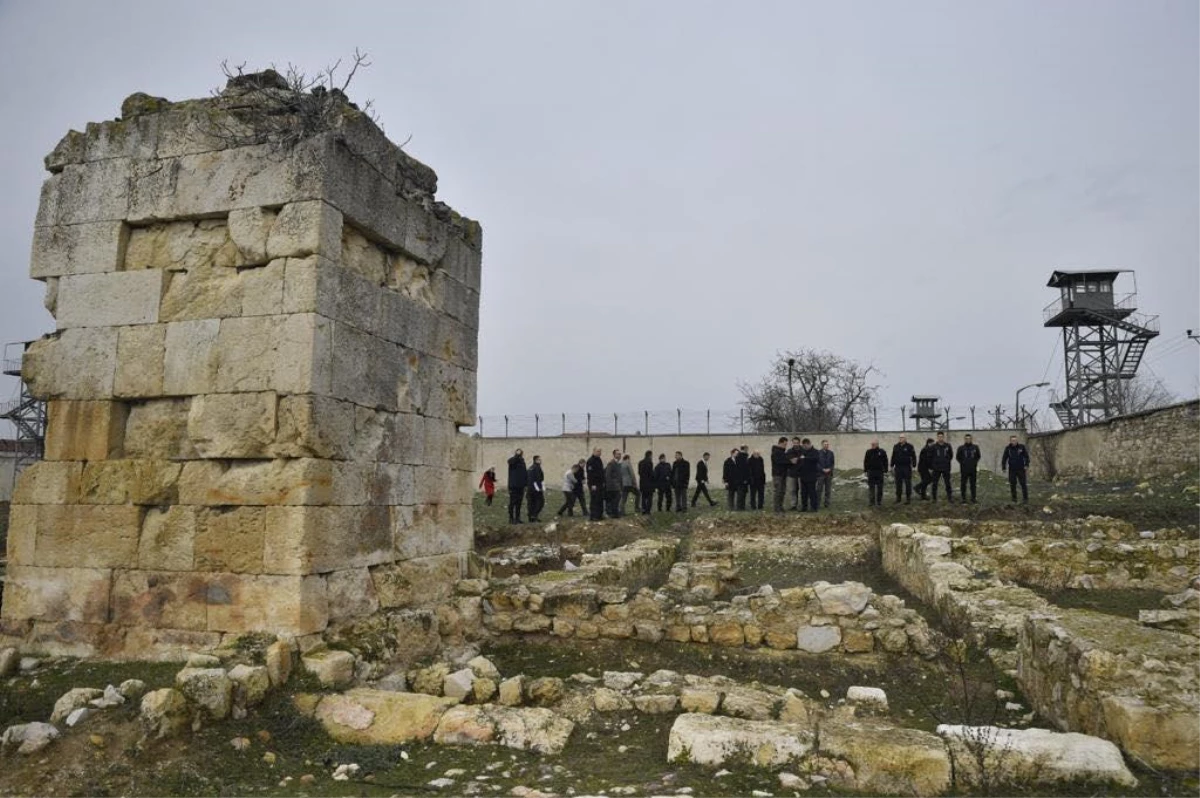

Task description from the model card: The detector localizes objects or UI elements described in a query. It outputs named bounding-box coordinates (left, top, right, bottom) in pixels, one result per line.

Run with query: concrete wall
left=477, top=429, right=1025, bottom=490
left=1028, top=400, right=1199, bottom=480
left=0, top=453, right=15, bottom=503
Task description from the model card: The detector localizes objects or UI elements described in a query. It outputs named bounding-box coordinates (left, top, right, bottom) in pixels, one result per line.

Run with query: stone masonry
left=0, top=73, right=481, bottom=658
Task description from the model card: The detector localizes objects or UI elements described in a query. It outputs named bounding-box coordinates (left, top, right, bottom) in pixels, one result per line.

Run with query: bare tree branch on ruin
left=738, top=349, right=881, bottom=433
left=200, top=50, right=411, bottom=154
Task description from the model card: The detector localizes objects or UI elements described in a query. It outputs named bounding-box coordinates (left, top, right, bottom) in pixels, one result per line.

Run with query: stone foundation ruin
left=0, top=72, right=481, bottom=658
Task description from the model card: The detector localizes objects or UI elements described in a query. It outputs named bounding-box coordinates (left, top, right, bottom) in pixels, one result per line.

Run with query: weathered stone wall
left=0, top=77, right=481, bottom=658
left=1028, top=400, right=1200, bottom=480
left=478, top=429, right=1024, bottom=490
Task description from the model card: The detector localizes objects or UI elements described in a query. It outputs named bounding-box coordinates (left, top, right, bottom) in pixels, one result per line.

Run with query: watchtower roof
left=1046, top=269, right=1127, bottom=288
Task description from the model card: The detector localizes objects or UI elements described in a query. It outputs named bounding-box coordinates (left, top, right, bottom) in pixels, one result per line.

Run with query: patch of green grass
left=0, top=659, right=180, bottom=727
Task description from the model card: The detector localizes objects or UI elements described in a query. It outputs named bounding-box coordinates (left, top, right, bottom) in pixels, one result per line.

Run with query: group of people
left=479, top=434, right=1032, bottom=524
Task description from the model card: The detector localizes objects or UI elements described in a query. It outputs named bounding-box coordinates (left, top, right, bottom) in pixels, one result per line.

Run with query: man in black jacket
left=785, top=436, right=803, bottom=510
left=817, top=440, right=835, bottom=508
left=507, top=449, right=528, bottom=524
left=586, top=447, right=606, bottom=520
left=526, top=455, right=545, bottom=522
left=692, top=453, right=718, bottom=507
left=605, top=449, right=624, bottom=518
left=929, top=431, right=954, bottom=503
left=654, top=454, right=674, bottom=512
left=770, top=437, right=789, bottom=513
left=863, top=440, right=889, bottom=507
left=733, top=445, right=751, bottom=510
left=671, top=451, right=691, bottom=512
left=1001, top=435, right=1031, bottom=503
left=797, top=438, right=823, bottom=512
left=638, top=451, right=655, bottom=514
left=722, top=449, right=738, bottom=510
left=748, top=451, right=766, bottom=510
left=915, top=438, right=934, bottom=499
left=891, top=435, right=917, bottom=504
left=956, top=434, right=982, bottom=503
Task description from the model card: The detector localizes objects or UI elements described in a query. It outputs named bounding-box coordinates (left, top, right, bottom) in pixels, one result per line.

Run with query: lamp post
left=787, top=357, right=796, bottom=433
left=1015, top=382, right=1050, bottom=429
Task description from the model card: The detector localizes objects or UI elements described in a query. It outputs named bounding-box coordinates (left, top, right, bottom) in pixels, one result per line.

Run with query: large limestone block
left=211, top=313, right=331, bottom=395
left=114, top=324, right=165, bottom=397
left=433, top=705, right=575, bottom=754
left=110, top=570, right=207, bottom=630
left=341, top=224, right=388, bottom=284
left=194, top=507, right=266, bottom=573
left=3, top=504, right=36, bottom=564
left=227, top=207, right=275, bottom=266
left=56, top=271, right=165, bottom=328
left=821, top=718, right=951, bottom=796
left=329, top=321, right=407, bottom=410
left=204, top=573, right=328, bottom=634
left=12, top=461, right=83, bottom=505
left=2, top=565, right=112, bottom=623
left=24, top=328, right=118, bottom=401
left=796, top=624, right=841, bottom=653
left=326, top=568, right=380, bottom=620
left=123, top=219, right=237, bottom=271
left=273, top=394, right=356, bottom=459
left=302, top=649, right=355, bottom=688
left=44, top=400, right=127, bottom=461
left=183, top=458, right=371, bottom=506
left=79, top=459, right=182, bottom=505
left=1100, top=694, right=1199, bottom=771
left=267, top=200, right=342, bottom=261
left=30, top=221, right=129, bottom=278
left=369, top=554, right=462, bottom=610
left=938, top=725, right=1137, bottom=789
left=159, top=265, right=244, bottom=321
left=262, top=505, right=392, bottom=575
left=31, top=504, right=141, bottom=568
left=239, top=258, right=286, bottom=316
left=40, top=157, right=132, bottom=226
left=162, top=319, right=219, bottom=395
left=814, top=582, right=873, bottom=616
left=315, top=690, right=459, bottom=744
left=187, top=392, right=277, bottom=458
left=123, top=398, right=196, bottom=459
left=667, top=714, right=812, bottom=767
left=140, top=688, right=190, bottom=740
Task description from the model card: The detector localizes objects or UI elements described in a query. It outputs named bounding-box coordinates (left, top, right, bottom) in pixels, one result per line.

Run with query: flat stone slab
left=938, top=725, right=1137, bottom=788
left=820, top=718, right=950, bottom=796
left=315, top=689, right=460, bottom=744
left=433, top=704, right=575, bottom=754
left=667, top=713, right=812, bottom=768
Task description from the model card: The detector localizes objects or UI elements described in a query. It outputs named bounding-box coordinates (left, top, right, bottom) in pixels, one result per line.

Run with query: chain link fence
left=464, top=404, right=1040, bottom=438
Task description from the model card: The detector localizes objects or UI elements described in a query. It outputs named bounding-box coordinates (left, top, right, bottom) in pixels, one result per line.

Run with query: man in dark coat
left=863, top=439, right=889, bottom=507
left=915, top=438, right=934, bottom=499
left=732, top=445, right=751, bottom=510
left=638, top=450, right=656, bottom=514
left=797, top=438, right=823, bottom=512
left=586, top=447, right=606, bottom=521
left=722, top=449, right=738, bottom=510
left=507, top=448, right=528, bottom=524
left=671, top=451, right=691, bottom=512
left=1001, top=434, right=1031, bottom=503
left=929, top=431, right=954, bottom=503
left=572, top=458, right=588, bottom=516
left=817, top=440, right=836, bottom=508
left=692, top=453, right=718, bottom=507
left=526, top=455, right=545, bottom=522
left=653, top=454, right=674, bottom=512
left=770, top=436, right=790, bottom=513
left=891, top=435, right=917, bottom=504
left=956, top=434, right=982, bottom=504
left=604, top=449, right=624, bottom=518
left=785, top=436, right=804, bottom=510
left=748, top=451, right=766, bottom=510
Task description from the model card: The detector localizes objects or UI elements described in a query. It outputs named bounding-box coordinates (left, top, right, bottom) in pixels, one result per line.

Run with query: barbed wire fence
left=464, top=403, right=1046, bottom=438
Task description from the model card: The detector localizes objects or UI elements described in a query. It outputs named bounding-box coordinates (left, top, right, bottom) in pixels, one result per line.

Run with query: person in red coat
left=479, top=467, right=497, bottom=506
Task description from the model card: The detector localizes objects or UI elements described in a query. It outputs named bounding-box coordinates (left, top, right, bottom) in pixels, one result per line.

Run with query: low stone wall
left=879, top=522, right=1200, bottom=771
left=1028, top=400, right=1200, bottom=480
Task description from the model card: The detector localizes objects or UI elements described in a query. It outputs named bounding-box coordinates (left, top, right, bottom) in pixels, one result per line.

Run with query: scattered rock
left=409, top=662, right=452, bottom=696
left=473, top=678, right=498, bottom=703
left=186, top=653, right=222, bottom=668
left=633, top=694, right=679, bottom=714
left=88, top=733, right=105, bottom=748
left=593, top=687, right=634, bottom=712
left=262, top=751, right=277, bottom=765
left=602, top=671, right=643, bottom=691
left=443, top=668, right=476, bottom=701
left=90, top=684, right=127, bottom=709
left=778, top=772, right=805, bottom=789
left=65, top=707, right=92, bottom=727
left=50, top=688, right=104, bottom=723
left=332, top=763, right=360, bottom=781
left=679, top=688, right=722, bottom=715
left=814, top=582, right=872, bottom=615
left=302, top=650, right=355, bottom=689
left=118, top=679, right=148, bottom=700
left=433, top=705, right=575, bottom=754
left=498, top=675, right=526, bottom=706
left=375, top=670, right=408, bottom=692
left=265, top=640, right=294, bottom=687
left=19, top=657, right=40, bottom=672
left=175, top=668, right=233, bottom=720
left=140, top=688, right=190, bottom=740
left=428, top=778, right=456, bottom=789
left=231, top=736, right=252, bottom=751
left=796, top=625, right=842, bottom=653
left=0, top=648, right=18, bottom=678
left=229, top=664, right=271, bottom=708
left=525, top=677, right=565, bottom=706
left=845, top=686, right=888, bottom=711
left=1, top=722, right=60, bottom=755
left=468, top=655, right=502, bottom=681
left=315, top=690, right=460, bottom=744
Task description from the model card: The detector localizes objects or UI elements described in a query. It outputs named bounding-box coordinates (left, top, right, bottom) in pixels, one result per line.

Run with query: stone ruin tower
left=0, top=72, right=481, bottom=658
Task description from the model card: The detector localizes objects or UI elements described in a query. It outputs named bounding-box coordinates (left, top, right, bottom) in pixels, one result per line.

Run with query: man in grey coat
left=605, top=449, right=624, bottom=518
left=618, top=454, right=638, bottom=516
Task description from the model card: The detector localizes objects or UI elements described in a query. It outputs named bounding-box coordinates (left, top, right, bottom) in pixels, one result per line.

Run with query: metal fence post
left=644, top=410, right=649, bottom=436
left=535, top=414, right=539, bottom=438
left=586, top=413, right=591, bottom=436
left=706, top=409, right=711, bottom=435
left=873, top=407, right=878, bottom=432
left=740, top=408, right=744, bottom=435
left=562, top=413, right=566, bottom=436
left=504, top=415, right=509, bottom=438
left=901, top=406, right=906, bottom=432
left=677, top=408, right=681, bottom=435
left=479, top=416, right=483, bottom=437
left=613, top=413, right=618, bottom=436
left=970, top=406, right=976, bottom=429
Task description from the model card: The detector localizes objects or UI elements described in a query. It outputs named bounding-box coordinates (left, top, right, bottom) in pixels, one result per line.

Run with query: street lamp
left=1014, top=382, right=1050, bottom=429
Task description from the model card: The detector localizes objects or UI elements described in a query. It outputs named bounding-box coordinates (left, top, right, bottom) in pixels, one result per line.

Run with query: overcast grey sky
left=0, top=0, right=1196, bottom=433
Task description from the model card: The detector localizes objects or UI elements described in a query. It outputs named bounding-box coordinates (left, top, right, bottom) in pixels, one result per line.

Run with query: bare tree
left=1118, top=374, right=1175, bottom=415
left=738, top=349, right=880, bottom=433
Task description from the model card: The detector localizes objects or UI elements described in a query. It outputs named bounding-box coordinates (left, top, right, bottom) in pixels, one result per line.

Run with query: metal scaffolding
left=2, top=341, right=46, bottom=491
